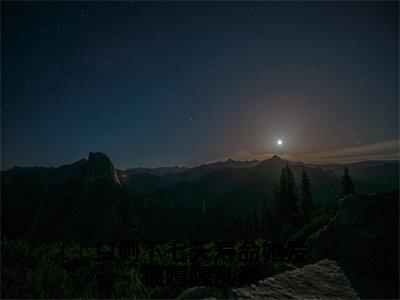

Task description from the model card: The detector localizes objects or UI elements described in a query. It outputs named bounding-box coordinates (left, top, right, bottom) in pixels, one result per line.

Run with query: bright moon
left=277, top=139, right=283, bottom=146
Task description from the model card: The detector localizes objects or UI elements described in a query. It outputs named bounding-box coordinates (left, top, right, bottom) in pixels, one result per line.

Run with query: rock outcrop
left=1, top=152, right=123, bottom=241
left=230, top=259, right=358, bottom=299
left=84, top=152, right=121, bottom=185
left=177, top=260, right=358, bottom=299
left=176, top=191, right=399, bottom=299
left=307, top=190, right=399, bottom=298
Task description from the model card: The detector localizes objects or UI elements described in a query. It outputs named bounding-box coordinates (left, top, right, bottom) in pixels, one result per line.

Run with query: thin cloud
left=296, top=139, right=399, bottom=163
left=218, top=139, right=399, bottom=164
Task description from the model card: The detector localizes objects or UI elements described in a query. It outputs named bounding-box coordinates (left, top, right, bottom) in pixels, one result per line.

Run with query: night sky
left=2, top=1, right=399, bottom=169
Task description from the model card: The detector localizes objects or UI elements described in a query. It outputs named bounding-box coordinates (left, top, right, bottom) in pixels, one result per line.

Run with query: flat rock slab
left=230, top=259, right=358, bottom=299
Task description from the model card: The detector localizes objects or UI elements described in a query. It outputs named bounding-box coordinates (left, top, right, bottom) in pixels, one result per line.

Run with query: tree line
left=234, top=165, right=356, bottom=240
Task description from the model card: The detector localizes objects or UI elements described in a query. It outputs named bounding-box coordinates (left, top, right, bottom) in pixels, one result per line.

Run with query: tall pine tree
left=276, top=165, right=298, bottom=222
left=261, top=196, right=278, bottom=238
left=112, top=187, right=141, bottom=242
left=341, top=166, right=356, bottom=195
left=252, top=211, right=259, bottom=237
left=299, top=170, right=314, bottom=215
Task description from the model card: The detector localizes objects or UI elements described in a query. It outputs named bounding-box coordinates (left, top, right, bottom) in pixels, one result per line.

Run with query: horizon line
left=2, top=153, right=399, bottom=172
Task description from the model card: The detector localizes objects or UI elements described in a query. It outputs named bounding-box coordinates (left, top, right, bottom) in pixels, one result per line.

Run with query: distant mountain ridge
left=116, top=154, right=398, bottom=194
left=3, top=152, right=398, bottom=198
left=3, top=152, right=398, bottom=195
left=4, top=153, right=398, bottom=183
left=121, top=166, right=188, bottom=176
left=1, top=152, right=398, bottom=241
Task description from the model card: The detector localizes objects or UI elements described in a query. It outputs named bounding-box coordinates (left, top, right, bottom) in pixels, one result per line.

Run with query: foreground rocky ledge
left=230, top=259, right=357, bottom=299
left=178, top=259, right=358, bottom=299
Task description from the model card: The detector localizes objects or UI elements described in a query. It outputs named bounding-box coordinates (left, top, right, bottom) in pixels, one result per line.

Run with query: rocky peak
left=258, top=154, right=284, bottom=168
left=270, top=154, right=282, bottom=161
left=84, top=152, right=120, bottom=185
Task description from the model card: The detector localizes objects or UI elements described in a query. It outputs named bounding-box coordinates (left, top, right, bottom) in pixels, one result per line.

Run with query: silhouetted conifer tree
left=261, top=197, right=269, bottom=233
left=261, top=196, right=277, bottom=237
left=341, top=166, right=356, bottom=195
left=299, top=170, right=314, bottom=215
left=232, top=219, right=240, bottom=239
left=276, top=165, right=298, bottom=222
left=252, top=211, right=259, bottom=237
left=112, top=187, right=141, bottom=241
left=237, top=218, right=243, bottom=240
left=245, top=214, right=253, bottom=238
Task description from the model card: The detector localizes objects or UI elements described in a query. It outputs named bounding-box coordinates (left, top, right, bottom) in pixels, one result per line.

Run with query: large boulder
left=307, top=190, right=399, bottom=298
left=230, top=259, right=358, bottom=299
